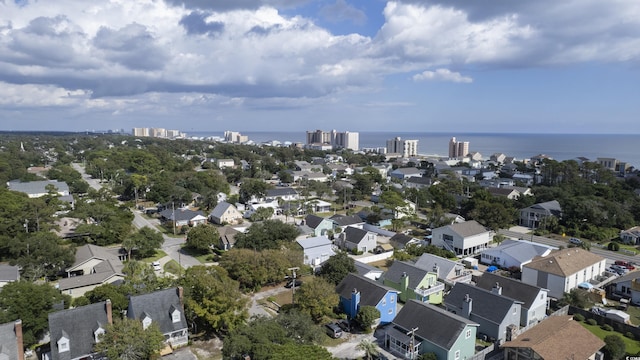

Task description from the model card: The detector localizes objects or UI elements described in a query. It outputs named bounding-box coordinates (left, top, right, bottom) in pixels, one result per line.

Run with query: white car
left=151, top=261, right=162, bottom=271
left=569, top=237, right=582, bottom=245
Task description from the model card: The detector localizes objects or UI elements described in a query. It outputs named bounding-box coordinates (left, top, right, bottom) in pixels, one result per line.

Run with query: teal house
left=303, top=214, right=335, bottom=237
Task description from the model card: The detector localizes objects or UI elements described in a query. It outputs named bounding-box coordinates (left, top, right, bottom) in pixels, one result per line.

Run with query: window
left=142, top=316, right=152, bottom=330
left=513, top=307, right=517, bottom=314
left=381, top=299, right=386, bottom=306
left=172, top=309, right=181, bottom=323
left=390, top=296, right=395, bottom=303
left=455, top=350, right=460, bottom=360
left=465, top=329, right=472, bottom=339
left=388, top=308, right=393, bottom=315
left=58, top=337, right=69, bottom=353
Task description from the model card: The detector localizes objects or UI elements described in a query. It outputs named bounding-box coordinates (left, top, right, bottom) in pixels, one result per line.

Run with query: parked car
left=325, top=323, right=343, bottom=338
left=284, top=279, right=303, bottom=288
left=151, top=261, right=162, bottom=271
left=569, top=237, right=583, bottom=245
left=337, top=319, right=351, bottom=332
left=610, top=265, right=629, bottom=275
left=615, top=260, right=635, bottom=270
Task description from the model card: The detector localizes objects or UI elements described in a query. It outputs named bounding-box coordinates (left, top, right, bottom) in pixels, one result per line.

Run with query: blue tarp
left=487, top=266, right=498, bottom=273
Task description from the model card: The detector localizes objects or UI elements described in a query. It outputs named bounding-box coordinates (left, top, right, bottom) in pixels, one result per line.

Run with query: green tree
left=250, top=206, right=275, bottom=222
left=185, top=224, right=219, bottom=254
left=84, top=283, right=134, bottom=314
left=602, top=334, right=626, bottom=360
left=124, top=226, right=164, bottom=259
left=0, top=281, right=71, bottom=346
left=558, top=289, right=591, bottom=309
left=355, top=306, right=380, bottom=333
left=294, top=277, right=338, bottom=323
left=7, top=231, right=74, bottom=281
left=180, top=266, right=248, bottom=334
left=94, top=317, right=165, bottom=360
left=356, top=339, right=379, bottom=360
left=239, top=178, right=271, bottom=204
left=219, top=248, right=303, bottom=291
left=234, top=220, right=299, bottom=251
left=318, top=251, right=356, bottom=285
left=380, top=190, right=408, bottom=218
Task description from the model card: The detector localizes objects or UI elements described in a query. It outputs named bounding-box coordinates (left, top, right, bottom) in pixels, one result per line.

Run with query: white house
left=620, top=226, right=640, bottom=245
left=521, top=248, right=606, bottom=299
left=431, top=221, right=492, bottom=257
left=480, top=240, right=557, bottom=270
left=208, top=202, right=243, bottom=225
left=339, top=226, right=377, bottom=253
left=296, top=236, right=335, bottom=269
left=216, top=159, right=235, bottom=169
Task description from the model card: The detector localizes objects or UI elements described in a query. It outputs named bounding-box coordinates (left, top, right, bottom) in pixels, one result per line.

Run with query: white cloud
left=413, top=68, right=472, bottom=83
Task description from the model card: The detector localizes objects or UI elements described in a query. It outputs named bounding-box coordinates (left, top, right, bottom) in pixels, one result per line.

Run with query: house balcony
left=414, top=282, right=445, bottom=298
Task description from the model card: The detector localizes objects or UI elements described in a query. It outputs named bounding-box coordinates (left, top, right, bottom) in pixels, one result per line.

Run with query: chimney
left=15, top=319, right=24, bottom=360
left=462, top=294, right=473, bottom=318
left=178, top=286, right=184, bottom=307
left=492, top=282, right=502, bottom=295
left=105, top=299, right=113, bottom=325
left=432, top=265, right=439, bottom=278
left=505, top=324, right=518, bottom=342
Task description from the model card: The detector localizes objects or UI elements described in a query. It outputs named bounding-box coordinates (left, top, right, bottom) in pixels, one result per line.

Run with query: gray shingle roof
left=483, top=239, right=555, bottom=264
left=330, top=214, right=364, bottom=227
left=393, top=300, right=477, bottom=350
left=208, top=201, right=234, bottom=220
left=0, top=321, right=21, bottom=360
left=304, top=214, right=326, bottom=229
left=354, top=261, right=382, bottom=277
left=444, top=283, right=520, bottom=325
left=48, top=301, right=111, bottom=360
left=336, top=273, right=398, bottom=307
left=444, top=220, right=488, bottom=238
left=127, top=288, right=187, bottom=336
left=389, top=233, right=416, bottom=248
left=159, top=208, right=205, bottom=222
left=266, top=188, right=298, bottom=197
left=7, top=180, right=69, bottom=195
left=296, top=236, right=332, bottom=249
left=0, top=265, right=19, bottom=282
left=380, top=261, right=429, bottom=290
left=342, top=227, right=369, bottom=245
left=413, top=253, right=462, bottom=281
left=475, top=272, right=544, bottom=309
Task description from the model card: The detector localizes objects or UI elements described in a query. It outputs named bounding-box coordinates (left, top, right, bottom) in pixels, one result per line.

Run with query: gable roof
left=487, top=187, right=519, bottom=197
left=330, top=214, right=364, bottom=227
left=209, top=201, right=237, bottom=219
left=501, top=316, right=604, bottom=359
left=159, top=208, right=205, bottom=222
left=48, top=301, right=111, bottom=360
left=266, top=188, right=298, bottom=197
left=342, top=227, right=370, bottom=245
left=523, top=247, right=605, bottom=277
left=354, top=261, right=383, bottom=277
left=441, top=220, right=489, bottom=238
left=296, top=236, right=332, bottom=249
left=413, top=253, right=462, bottom=280
left=69, top=244, right=123, bottom=271
left=218, top=226, right=240, bottom=246
left=444, top=283, right=521, bottom=325
left=391, top=167, right=421, bottom=175
left=381, top=261, right=430, bottom=290
left=475, top=272, right=545, bottom=309
left=389, top=233, right=417, bottom=248
left=7, top=180, right=69, bottom=195
left=336, top=273, right=398, bottom=307
left=393, top=300, right=478, bottom=351
left=525, top=200, right=562, bottom=216
left=127, top=287, right=187, bottom=335
left=483, top=239, right=556, bottom=264
left=405, top=177, right=432, bottom=185
left=304, top=214, right=329, bottom=229
left=0, top=320, right=21, bottom=360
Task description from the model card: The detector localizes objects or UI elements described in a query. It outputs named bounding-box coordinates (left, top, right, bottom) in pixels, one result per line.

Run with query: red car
left=615, top=260, right=635, bottom=270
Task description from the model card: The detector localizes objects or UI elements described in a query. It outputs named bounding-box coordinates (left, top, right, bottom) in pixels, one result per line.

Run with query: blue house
left=336, top=273, right=400, bottom=325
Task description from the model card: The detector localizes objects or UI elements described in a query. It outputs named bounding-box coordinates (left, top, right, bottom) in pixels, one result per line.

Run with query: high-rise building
left=133, top=127, right=150, bottom=137
left=305, top=129, right=359, bottom=151
left=386, top=137, right=418, bottom=158
left=449, top=137, right=470, bottom=158
left=224, top=131, right=249, bottom=143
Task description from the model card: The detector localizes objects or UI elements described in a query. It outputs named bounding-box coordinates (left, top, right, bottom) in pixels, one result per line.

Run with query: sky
left=1, top=0, right=640, bottom=134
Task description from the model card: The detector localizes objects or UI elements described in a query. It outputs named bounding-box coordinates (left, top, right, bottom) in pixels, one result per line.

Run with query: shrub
left=626, top=332, right=635, bottom=340
left=608, top=242, right=620, bottom=251
left=601, top=324, right=613, bottom=331
left=586, top=318, right=598, bottom=326
left=573, top=314, right=585, bottom=322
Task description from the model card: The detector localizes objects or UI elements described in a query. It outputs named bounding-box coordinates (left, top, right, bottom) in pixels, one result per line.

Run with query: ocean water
left=188, top=131, right=640, bottom=168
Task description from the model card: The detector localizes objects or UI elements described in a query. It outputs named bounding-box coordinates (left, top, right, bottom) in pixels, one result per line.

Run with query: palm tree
left=357, top=339, right=379, bottom=360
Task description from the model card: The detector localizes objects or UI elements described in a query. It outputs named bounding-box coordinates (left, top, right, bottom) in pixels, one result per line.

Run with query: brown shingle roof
left=523, top=248, right=604, bottom=277
left=447, top=220, right=489, bottom=238
left=501, top=315, right=604, bottom=359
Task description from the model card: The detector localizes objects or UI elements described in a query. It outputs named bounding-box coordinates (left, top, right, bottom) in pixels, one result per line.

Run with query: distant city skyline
left=1, top=1, right=640, bottom=134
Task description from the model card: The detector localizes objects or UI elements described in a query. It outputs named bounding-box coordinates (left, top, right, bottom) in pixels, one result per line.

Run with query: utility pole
left=407, top=327, right=418, bottom=360
left=288, top=267, right=300, bottom=304
left=172, top=202, right=176, bottom=236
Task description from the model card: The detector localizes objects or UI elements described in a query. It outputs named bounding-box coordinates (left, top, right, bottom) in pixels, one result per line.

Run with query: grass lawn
left=163, top=260, right=182, bottom=275
left=142, top=250, right=167, bottom=262
left=626, top=306, right=640, bottom=326
left=580, top=322, right=640, bottom=354
left=180, top=247, right=217, bottom=263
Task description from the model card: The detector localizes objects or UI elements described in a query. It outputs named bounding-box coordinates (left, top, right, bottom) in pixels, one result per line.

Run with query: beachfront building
left=449, top=137, right=469, bottom=159
left=386, top=137, right=418, bottom=158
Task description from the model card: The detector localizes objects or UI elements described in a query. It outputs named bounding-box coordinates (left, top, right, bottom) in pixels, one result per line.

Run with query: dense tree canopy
left=6, top=231, right=74, bottom=281
left=185, top=224, right=219, bottom=254
left=123, top=226, right=164, bottom=259
left=318, top=251, right=356, bottom=285
left=94, top=317, right=165, bottom=360
left=294, top=277, right=339, bottom=323
left=219, top=248, right=303, bottom=291
left=234, top=220, right=300, bottom=251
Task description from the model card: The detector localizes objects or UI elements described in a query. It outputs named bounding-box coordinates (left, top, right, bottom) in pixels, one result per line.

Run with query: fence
left=568, top=306, right=640, bottom=338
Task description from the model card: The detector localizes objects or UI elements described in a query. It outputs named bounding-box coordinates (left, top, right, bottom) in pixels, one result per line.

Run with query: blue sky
left=0, top=0, right=639, bottom=134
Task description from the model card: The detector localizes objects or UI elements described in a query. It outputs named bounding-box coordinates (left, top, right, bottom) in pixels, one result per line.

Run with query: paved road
left=500, top=228, right=639, bottom=264
left=73, top=162, right=201, bottom=269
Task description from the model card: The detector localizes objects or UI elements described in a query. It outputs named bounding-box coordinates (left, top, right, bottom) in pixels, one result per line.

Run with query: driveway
left=327, top=327, right=398, bottom=360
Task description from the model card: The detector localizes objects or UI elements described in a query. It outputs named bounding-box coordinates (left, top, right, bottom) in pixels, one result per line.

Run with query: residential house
left=530, top=154, right=552, bottom=165
left=444, top=213, right=466, bottom=224
left=7, top=180, right=74, bottom=207
left=620, top=226, right=640, bottom=245
left=0, top=264, right=19, bottom=288
left=385, top=300, right=478, bottom=360
left=46, top=300, right=113, bottom=360
left=57, top=244, right=126, bottom=297
left=265, top=188, right=299, bottom=202
left=501, top=315, right=604, bottom=360
left=338, top=227, right=377, bottom=253
left=596, top=157, right=618, bottom=171
left=216, top=159, right=235, bottom=169
left=389, top=233, right=420, bottom=250
left=354, top=261, right=383, bottom=281
left=208, top=202, right=243, bottom=225
left=159, top=208, right=207, bottom=227
left=413, top=253, right=473, bottom=287
left=512, top=173, right=534, bottom=186
left=336, top=273, right=400, bottom=325
left=480, top=239, right=557, bottom=270
left=127, top=287, right=189, bottom=349
left=404, top=177, right=432, bottom=190
left=389, top=167, right=422, bottom=181
left=606, top=271, right=640, bottom=304
left=296, top=236, right=335, bottom=270
left=217, top=226, right=241, bottom=251
left=302, top=172, right=329, bottom=183
left=380, top=261, right=444, bottom=304
left=519, top=200, right=562, bottom=229
left=305, top=199, right=331, bottom=213
left=431, top=220, right=492, bottom=257
left=490, top=153, right=507, bottom=163
left=475, top=272, right=549, bottom=326
left=0, top=320, right=24, bottom=360
left=521, top=247, right=607, bottom=299
left=302, top=214, right=334, bottom=237
left=444, top=282, right=522, bottom=343
left=330, top=214, right=365, bottom=230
